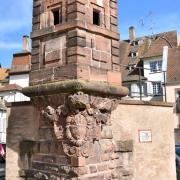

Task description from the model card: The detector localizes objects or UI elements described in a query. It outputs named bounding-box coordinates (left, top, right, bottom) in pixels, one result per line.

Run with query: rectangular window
left=131, top=52, right=138, bottom=58
left=152, top=82, right=162, bottom=95
left=150, top=60, right=162, bottom=72
left=141, top=83, right=148, bottom=96
left=137, top=83, right=147, bottom=96
left=129, top=83, right=147, bottom=97
left=127, top=85, right=131, bottom=96
left=157, top=61, right=162, bottom=71
left=150, top=61, right=156, bottom=72
left=93, top=10, right=100, bottom=26
left=52, top=8, right=61, bottom=25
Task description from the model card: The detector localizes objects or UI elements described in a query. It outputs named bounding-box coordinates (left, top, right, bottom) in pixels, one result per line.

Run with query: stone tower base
left=7, top=80, right=132, bottom=180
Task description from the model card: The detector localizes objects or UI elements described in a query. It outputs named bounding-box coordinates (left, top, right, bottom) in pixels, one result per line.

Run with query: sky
left=0, top=0, right=180, bottom=68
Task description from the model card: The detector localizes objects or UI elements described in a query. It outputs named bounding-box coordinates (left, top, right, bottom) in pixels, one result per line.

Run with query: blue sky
left=118, top=0, right=180, bottom=39
left=0, top=0, right=180, bottom=68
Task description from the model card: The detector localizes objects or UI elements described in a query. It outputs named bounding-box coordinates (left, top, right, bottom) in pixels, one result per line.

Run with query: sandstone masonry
left=30, top=0, right=121, bottom=85
left=6, top=0, right=132, bottom=179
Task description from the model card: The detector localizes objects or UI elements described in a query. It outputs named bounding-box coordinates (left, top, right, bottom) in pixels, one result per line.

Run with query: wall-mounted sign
left=139, top=130, right=152, bottom=143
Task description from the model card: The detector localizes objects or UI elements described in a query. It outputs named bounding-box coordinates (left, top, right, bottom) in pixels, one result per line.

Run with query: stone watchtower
left=17, top=0, right=128, bottom=179
left=30, top=0, right=121, bottom=85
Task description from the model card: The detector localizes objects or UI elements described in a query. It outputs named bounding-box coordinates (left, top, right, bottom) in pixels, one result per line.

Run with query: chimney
left=22, top=35, right=30, bottom=52
left=129, top=26, right=135, bottom=42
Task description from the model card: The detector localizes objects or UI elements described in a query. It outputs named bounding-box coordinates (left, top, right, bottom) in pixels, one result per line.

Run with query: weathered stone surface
left=23, top=80, right=128, bottom=97
left=16, top=92, right=127, bottom=180
left=40, top=92, right=117, bottom=158
left=112, top=102, right=176, bottom=180
left=6, top=0, right=135, bottom=179
left=114, top=140, right=133, bottom=152
left=30, top=0, right=121, bottom=85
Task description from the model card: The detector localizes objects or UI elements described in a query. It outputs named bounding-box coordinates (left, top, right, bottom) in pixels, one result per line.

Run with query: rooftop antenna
left=138, top=11, right=155, bottom=36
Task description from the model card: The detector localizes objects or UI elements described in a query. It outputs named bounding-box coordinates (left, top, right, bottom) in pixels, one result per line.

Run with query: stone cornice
left=31, top=21, right=119, bottom=40
left=119, top=100, right=173, bottom=107
left=22, top=80, right=128, bottom=97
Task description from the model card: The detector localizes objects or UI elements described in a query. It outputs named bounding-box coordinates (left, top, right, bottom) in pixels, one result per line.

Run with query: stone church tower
left=7, top=0, right=129, bottom=179
left=31, top=0, right=121, bottom=85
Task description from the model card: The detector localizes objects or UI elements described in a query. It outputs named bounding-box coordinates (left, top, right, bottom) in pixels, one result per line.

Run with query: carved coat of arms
left=42, top=92, right=116, bottom=158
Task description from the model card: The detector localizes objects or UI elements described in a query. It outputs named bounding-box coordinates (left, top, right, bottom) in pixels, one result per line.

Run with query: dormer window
left=127, top=65, right=135, bottom=71
left=150, top=60, right=162, bottom=72
left=130, top=40, right=139, bottom=46
left=133, top=41, right=139, bottom=46
left=131, top=52, right=138, bottom=58
left=52, top=8, right=61, bottom=25
left=93, top=10, right=100, bottom=26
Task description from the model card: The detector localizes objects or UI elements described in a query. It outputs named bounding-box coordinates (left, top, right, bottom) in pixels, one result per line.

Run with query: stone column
left=19, top=80, right=128, bottom=179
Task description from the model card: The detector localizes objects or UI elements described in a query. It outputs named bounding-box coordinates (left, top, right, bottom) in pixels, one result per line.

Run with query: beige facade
left=6, top=100, right=176, bottom=180
left=166, top=84, right=180, bottom=102
left=112, top=101, right=176, bottom=180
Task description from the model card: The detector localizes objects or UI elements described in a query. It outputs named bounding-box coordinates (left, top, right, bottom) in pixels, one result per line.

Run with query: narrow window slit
left=93, top=10, right=100, bottom=26
left=52, top=9, right=61, bottom=25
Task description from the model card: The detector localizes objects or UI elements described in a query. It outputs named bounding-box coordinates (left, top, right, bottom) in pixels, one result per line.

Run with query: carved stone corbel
left=41, top=92, right=117, bottom=158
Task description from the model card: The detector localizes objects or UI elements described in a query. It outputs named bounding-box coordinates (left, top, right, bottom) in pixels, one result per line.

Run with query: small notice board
left=139, top=130, right=152, bottom=143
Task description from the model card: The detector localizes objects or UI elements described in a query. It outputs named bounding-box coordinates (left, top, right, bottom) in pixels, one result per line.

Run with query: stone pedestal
left=19, top=80, right=128, bottom=179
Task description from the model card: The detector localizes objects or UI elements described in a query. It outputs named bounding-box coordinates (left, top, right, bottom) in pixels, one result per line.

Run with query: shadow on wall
left=6, top=95, right=73, bottom=179
left=150, top=95, right=163, bottom=102
left=6, top=101, right=39, bottom=178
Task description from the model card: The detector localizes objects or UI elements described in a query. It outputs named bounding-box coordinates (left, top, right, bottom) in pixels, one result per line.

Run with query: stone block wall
left=6, top=91, right=132, bottom=180
left=35, top=0, right=118, bottom=32
left=112, top=100, right=176, bottom=180
left=30, top=0, right=121, bottom=86
left=19, top=93, right=126, bottom=179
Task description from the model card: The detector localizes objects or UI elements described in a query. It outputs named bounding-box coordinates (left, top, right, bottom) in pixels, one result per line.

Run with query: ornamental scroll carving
left=42, top=92, right=117, bottom=158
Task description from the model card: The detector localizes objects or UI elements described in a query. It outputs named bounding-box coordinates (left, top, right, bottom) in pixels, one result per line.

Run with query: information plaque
left=139, top=130, right=152, bottom=143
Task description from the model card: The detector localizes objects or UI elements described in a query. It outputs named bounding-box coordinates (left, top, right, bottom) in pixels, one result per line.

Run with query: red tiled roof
left=120, top=30, right=179, bottom=82
left=141, top=31, right=178, bottom=58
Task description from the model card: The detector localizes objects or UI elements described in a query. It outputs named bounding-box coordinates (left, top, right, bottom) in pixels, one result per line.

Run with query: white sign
left=139, top=130, right=152, bottom=143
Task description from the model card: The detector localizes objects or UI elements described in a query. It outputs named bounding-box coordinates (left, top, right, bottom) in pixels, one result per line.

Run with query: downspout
left=162, top=46, right=168, bottom=102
